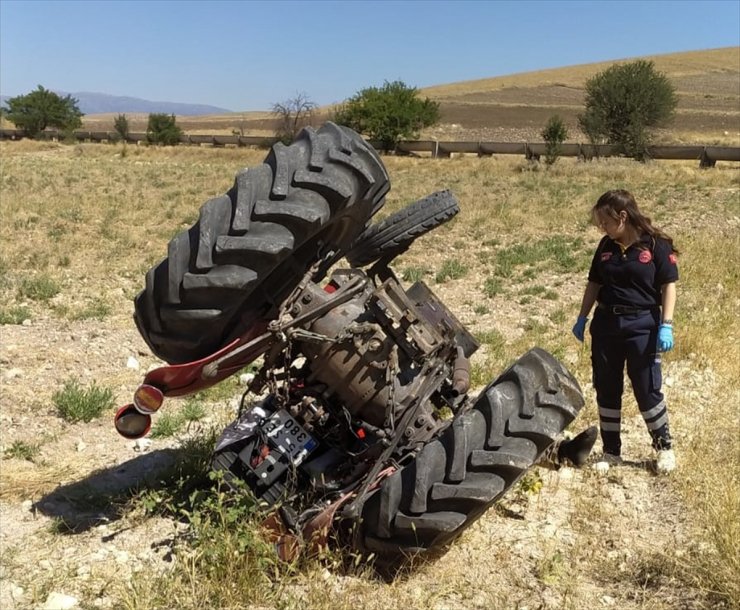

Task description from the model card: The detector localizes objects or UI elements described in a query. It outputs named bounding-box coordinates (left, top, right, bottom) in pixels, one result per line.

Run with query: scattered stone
left=39, top=559, right=52, bottom=570
left=239, top=372, right=255, bottom=386
left=665, top=376, right=674, bottom=387
left=10, top=584, right=24, bottom=600
left=21, top=500, right=33, bottom=511
left=43, top=592, right=79, bottom=609
left=593, top=461, right=610, bottom=475
left=601, top=595, right=616, bottom=606
left=3, top=368, right=23, bottom=380
left=114, top=550, right=130, bottom=564
left=126, top=356, right=140, bottom=370
left=133, top=438, right=152, bottom=453
left=558, top=467, right=574, bottom=480
left=76, top=440, right=87, bottom=452
left=22, top=319, right=32, bottom=326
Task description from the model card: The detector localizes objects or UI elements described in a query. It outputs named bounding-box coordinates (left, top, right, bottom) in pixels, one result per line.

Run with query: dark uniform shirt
left=588, top=234, right=679, bottom=308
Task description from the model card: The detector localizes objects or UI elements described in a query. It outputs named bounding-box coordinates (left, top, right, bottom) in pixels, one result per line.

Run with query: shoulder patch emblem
left=639, top=250, right=652, bottom=264
left=669, top=253, right=677, bottom=264
left=601, top=252, right=612, bottom=261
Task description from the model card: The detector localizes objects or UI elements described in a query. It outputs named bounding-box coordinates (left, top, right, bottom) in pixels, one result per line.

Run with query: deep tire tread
left=346, top=190, right=460, bottom=268
left=356, top=348, right=585, bottom=564
left=135, top=123, right=389, bottom=364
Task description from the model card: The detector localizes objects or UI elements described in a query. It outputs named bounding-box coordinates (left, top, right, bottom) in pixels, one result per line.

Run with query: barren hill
left=81, top=47, right=739, bottom=145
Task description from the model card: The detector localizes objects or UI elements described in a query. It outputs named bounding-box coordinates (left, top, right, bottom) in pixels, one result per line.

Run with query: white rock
left=76, top=441, right=87, bottom=452
left=43, top=592, right=79, bottom=609
left=601, top=595, right=616, bottom=606
left=114, top=550, right=130, bottom=564
left=22, top=318, right=32, bottom=326
left=592, top=461, right=610, bottom=475
left=664, top=376, right=674, bottom=387
left=133, top=438, right=152, bottom=453
left=10, top=584, right=24, bottom=599
left=21, top=499, right=33, bottom=511
left=558, top=466, right=574, bottom=480
left=3, top=368, right=23, bottom=380
left=239, top=372, right=255, bottom=386
left=126, top=356, right=140, bottom=370
left=39, top=559, right=52, bottom=570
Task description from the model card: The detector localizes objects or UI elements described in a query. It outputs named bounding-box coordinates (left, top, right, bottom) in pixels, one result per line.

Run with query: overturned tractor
left=115, top=123, right=588, bottom=567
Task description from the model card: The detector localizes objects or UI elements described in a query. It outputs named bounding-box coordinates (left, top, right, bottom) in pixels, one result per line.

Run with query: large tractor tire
left=354, top=348, right=584, bottom=566
left=346, top=190, right=459, bottom=268
left=134, top=123, right=390, bottom=364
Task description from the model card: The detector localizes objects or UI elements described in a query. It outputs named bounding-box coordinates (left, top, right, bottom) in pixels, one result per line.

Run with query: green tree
left=272, top=92, right=317, bottom=144
left=113, top=113, right=129, bottom=141
left=146, top=113, right=182, bottom=145
left=1, top=85, right=83, bottom=138
left=334, top=80, right=440, bottom=151
left=541, top=115, right=568, bottom=166
left=578, top=60, right=677, bottom=161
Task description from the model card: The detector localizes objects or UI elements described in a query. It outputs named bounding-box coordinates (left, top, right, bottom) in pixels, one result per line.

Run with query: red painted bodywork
left=139, top=321, right=270, bottom=398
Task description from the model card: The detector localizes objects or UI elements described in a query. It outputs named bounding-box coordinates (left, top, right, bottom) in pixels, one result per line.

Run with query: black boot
left=557, top=426, right=598, bottom=467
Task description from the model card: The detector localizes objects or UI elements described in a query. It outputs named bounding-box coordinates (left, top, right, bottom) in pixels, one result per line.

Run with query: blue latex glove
left=658, top=323, right=674, bottom=352
left=572, top=316, right=588, bottom=342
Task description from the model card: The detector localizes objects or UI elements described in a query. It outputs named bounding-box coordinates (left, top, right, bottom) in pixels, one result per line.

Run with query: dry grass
left=1, top=138, right=738, bottom=608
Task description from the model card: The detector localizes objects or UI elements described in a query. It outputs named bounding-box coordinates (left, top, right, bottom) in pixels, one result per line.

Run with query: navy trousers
left=590, top=308, right=672, bottom=455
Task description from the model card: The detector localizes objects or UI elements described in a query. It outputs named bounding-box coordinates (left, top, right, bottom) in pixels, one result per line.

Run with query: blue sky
left=1, top=0, right=738, bottom=112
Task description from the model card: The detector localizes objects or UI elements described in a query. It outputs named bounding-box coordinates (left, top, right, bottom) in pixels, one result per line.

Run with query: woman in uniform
left=572, top=189, right=678, bottom=474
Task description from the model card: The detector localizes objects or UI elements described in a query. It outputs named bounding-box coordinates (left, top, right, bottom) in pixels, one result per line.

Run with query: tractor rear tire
left=346, top=190, right=459, bottom=268
left=354, top=347, right=584, bottom=566
left=134, top=123, right=390, bottom=364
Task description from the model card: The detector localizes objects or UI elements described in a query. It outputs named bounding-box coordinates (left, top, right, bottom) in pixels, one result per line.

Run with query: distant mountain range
left=0, top=91, right=232, bottom=116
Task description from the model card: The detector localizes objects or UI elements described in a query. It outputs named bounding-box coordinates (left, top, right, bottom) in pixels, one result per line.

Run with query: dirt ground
left=0, top=279, right=721, bottom=609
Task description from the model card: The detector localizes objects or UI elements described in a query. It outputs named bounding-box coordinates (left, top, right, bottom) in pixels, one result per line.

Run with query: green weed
left=483, top=277, right=503, bottom=297
left=53, top=379, right=115, bottom=423
left=435, top=258, right=468, bottom=282
left=150, top=412, right=186, bottom=438
left=402, top=265, right=429, bottom=283
left=69, top=298, right=111, bottom=321
left=0, top=306, right=30, bottom=325
left=17, top=275, right=59, bottom=301
left=3, top=440, right=41, bottom=462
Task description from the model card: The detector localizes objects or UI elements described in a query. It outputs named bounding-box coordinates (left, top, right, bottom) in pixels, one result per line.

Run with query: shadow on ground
left=34, top=448, right=190, bottom=533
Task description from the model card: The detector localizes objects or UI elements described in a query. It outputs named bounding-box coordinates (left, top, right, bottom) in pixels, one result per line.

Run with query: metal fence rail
left=1, top=128, right=737, bottom=167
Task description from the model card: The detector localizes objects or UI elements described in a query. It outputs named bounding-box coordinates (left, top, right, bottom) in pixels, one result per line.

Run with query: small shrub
left=0, top=306, right=30, bottom=325
left=114, top=113, right=129, bottom=141
left=70, top=298, right=111, bottom=321
left=483, top=277, right=503, bottom=297
left=435, top=259, right=468, bottom=283
left=4, top=440, right=41, bottom=461
left=146, top=113, right=182, bottom=146
left=402, top=266, right=429, bottom=283
left=18, top=275, right=59, bottom=301
left=53, top=379, right=115, bottom=423
left=473, top=304, right=490, bottom=315
left=541, top=115, right=568, bottom=166
left=181, top=398, right=206, bottom=422
left=150, top=412, right=185, bottom=438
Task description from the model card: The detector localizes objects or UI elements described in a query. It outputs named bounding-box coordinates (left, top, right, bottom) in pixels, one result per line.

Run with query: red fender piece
left=142, top=322, right=269, bottom=397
